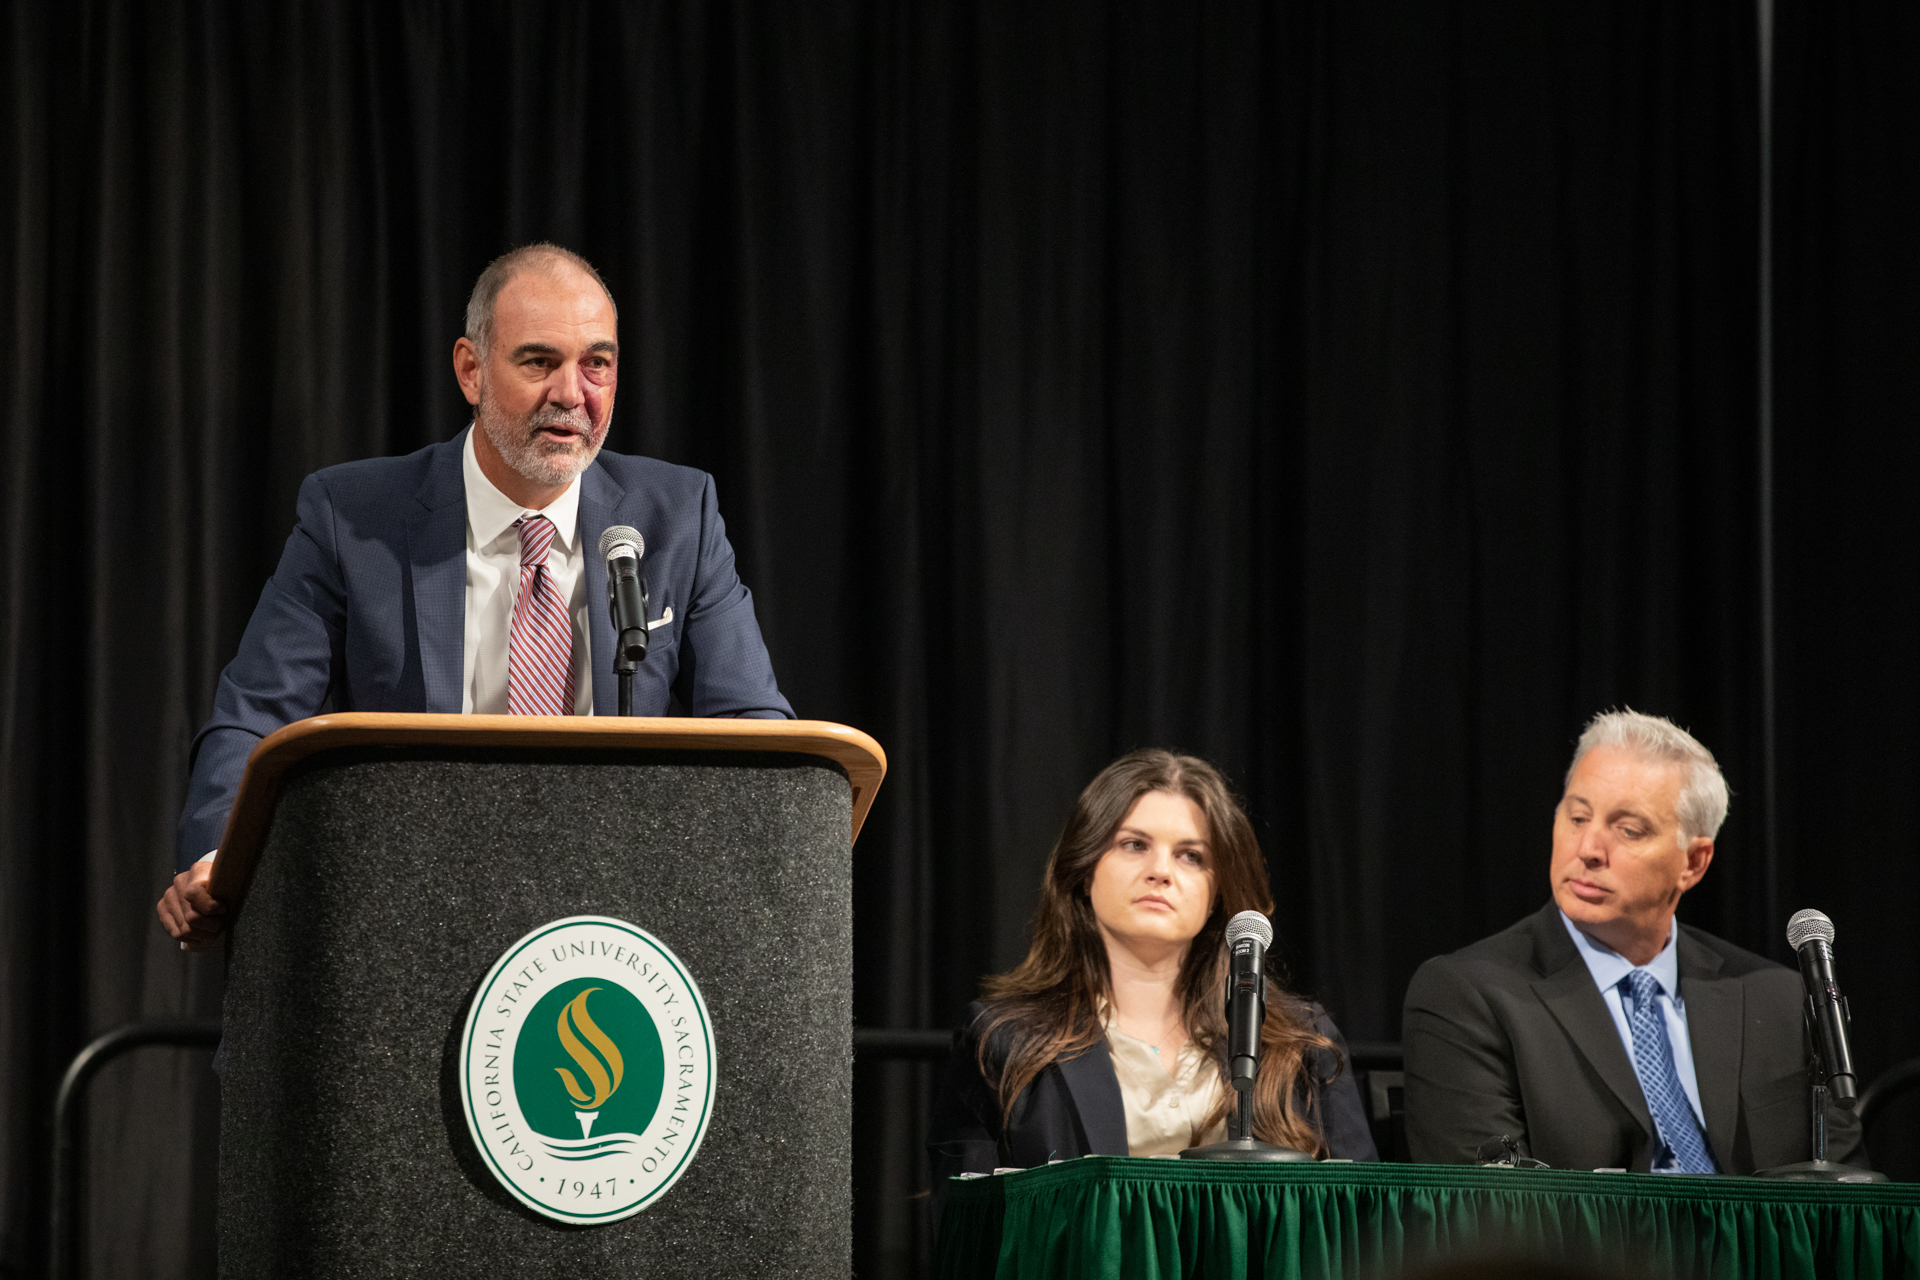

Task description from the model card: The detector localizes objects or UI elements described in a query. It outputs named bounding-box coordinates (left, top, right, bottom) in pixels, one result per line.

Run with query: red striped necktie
left=507, top=514, right=576, bottom=715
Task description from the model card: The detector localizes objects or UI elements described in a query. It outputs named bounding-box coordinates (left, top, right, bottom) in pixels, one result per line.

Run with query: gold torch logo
left=554, top=987, right=625, bottom=1139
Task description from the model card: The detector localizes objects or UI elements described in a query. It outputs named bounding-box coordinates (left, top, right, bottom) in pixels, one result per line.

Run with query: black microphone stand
left=1182, top=928, right=1312, bottom=1163
left=1180, top=1082, right=1312, bottom=1162
left=1756, top=1003, right=1886, bottom=1182
left=608, top=573, right=649, bottom=716
left=615, top=647, right=639, bottom=716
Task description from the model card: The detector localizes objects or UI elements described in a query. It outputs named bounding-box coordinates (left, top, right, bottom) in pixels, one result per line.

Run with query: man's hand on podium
left=158, top=861, right=228, bottom=951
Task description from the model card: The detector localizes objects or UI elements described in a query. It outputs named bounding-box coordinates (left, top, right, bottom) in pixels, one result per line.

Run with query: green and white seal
left=458, top=915, right=716, bottom=1224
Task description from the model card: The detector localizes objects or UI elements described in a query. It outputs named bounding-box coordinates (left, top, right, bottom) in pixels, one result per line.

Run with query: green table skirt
left=935, top=1158, right=1920, bottom=1280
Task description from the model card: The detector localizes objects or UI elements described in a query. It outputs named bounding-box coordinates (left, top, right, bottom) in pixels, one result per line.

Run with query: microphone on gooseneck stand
left=1181, top=911, right=1311, bottom=1162
left=1756, top=909, right=1887, bottom=1182
left=598, top=526, right=649, bottom=716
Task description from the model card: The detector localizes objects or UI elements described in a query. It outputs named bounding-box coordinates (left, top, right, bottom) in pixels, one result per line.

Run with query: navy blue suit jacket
left=176, top=430, right=792, bottom=869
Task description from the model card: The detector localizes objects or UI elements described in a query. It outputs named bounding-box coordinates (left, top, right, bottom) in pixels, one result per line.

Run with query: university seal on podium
left=458, top=915, right=717, bottom=1224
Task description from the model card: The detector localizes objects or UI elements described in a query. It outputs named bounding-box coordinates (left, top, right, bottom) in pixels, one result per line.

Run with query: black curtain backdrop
left=2, top=2, right=1916, bottom=1277
left=1772, top=0, right=1920, bottom=1201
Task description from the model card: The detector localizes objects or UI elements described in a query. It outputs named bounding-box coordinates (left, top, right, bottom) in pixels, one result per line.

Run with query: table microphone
left=1756, top=908, right=1887, bottom=1180
left=1787, top=909, right=1858, bottom=1107
left=1226, top=910, right=1272, bottom=1094
left=1180, top=910, right=1307, bottom=1161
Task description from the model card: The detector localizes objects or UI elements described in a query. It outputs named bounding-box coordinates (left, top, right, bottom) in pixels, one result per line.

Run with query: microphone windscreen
left=598, top=525, right=645, bottom=562
left=1787, top=908, right=1836, bottom=950
left=1225, top=910, right=1273, bottom=951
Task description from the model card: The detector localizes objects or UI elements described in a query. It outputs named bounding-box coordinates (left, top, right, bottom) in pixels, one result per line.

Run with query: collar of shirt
left=1559, top=908, right=1682, bottom=1008
left=461, top=424, right=582, bottom=554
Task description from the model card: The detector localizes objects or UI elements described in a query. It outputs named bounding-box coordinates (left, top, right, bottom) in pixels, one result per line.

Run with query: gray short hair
left=1565, top=709, right=1730, bottom=844
left=464, top=243, right=618, bottom=357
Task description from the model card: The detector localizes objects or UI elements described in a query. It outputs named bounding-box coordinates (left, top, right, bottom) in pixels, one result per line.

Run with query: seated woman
left=928, top=750, right=1375, bottom=1212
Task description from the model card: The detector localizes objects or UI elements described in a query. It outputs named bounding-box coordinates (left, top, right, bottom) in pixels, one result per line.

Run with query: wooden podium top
left=209, top=714, right=886, bottom=901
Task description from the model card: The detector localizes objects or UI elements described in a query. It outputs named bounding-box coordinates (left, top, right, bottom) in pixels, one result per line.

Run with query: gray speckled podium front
left=219, top=748, right=851, bottom=1278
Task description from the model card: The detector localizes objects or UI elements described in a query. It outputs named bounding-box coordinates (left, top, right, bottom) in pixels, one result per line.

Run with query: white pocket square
left=646, top=606, right=674, bottom=631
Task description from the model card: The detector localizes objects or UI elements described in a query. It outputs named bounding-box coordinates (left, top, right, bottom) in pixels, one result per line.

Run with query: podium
left=207, top=713, right=886, bottom=1277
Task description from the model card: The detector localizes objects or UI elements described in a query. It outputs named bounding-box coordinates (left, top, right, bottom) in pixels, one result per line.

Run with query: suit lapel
left=1678, top=932, right=1741, bottom=1168
left=1056, top=1040, right=1128, bottom=1157
left=1528, top=909, right=1655, bottom=1142
left=407, top=437, right=468, bottom=713
left=577, top=464, right=626, bottom=716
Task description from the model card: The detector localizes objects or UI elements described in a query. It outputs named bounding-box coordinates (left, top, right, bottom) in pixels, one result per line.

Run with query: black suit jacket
left=1402, top=902, right=1865, bottom=1173
left=927, top=997, right=1378, bottom=1222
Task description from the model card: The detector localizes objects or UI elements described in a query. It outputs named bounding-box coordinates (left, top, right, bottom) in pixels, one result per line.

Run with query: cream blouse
left=1104, top=1021, right=1229, bottom=1156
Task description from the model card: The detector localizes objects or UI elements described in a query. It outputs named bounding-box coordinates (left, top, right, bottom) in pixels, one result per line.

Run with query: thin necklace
left=1116, top=1011, right=1182, bottom=1055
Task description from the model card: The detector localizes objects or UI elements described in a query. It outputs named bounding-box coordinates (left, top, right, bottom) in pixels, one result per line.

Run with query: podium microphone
left=598, top=526, right=649, bottom=715
left=1180, top=910, right=1309, bottom=1162
left=1787, top=909, right=1858, bottom=1106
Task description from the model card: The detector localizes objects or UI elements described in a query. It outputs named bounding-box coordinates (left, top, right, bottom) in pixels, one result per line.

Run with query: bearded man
left=158, top=244, right=791, bottom=949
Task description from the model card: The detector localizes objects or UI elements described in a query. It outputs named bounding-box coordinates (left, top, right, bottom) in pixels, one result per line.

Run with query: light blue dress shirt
left=1558, top=911, right=1709, bottom=1169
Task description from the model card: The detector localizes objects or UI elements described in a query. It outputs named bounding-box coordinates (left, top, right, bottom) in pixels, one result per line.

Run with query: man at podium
left=158, top=243, right=791, bottom=950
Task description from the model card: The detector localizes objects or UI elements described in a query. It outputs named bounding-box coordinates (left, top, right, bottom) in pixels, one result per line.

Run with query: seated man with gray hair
left=1403, top=710, right=1865, bottom=1172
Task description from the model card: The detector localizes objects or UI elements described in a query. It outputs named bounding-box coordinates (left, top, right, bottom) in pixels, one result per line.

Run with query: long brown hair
left=975, top=750, right=1338, bottom=1154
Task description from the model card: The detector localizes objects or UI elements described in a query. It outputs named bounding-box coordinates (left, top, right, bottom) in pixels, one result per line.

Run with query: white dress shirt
left=1558, top=909, right=1709, bottom=1168
left=460, top=427, right=594, bottom=715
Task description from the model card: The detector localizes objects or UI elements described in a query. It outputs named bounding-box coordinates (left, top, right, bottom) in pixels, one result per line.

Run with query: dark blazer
left=175, top=430, right=792, bottom=868
left=1402, top=901, right=1865, bottom=1172
left=928, top=996, right=1378, bottom=1221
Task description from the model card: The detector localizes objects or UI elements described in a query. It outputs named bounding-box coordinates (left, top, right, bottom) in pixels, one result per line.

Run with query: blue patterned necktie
left=1622, top=969, right=1717, bottom=1173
